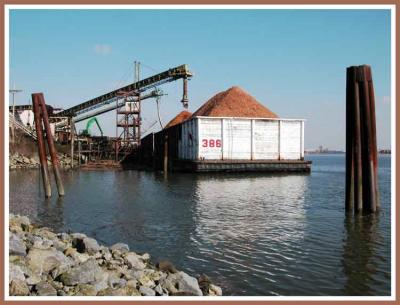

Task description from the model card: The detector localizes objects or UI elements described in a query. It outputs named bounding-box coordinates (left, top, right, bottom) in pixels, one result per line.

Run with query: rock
left=107, top=271, right=123, bottom=288
left=10, top=279, right=30, bottom=296
left=70, top=233, right=86, bottom=239
left=137, top=274, right=155, bottom=288
left=140, top=286, right=156, bottom=296
left=97, top=286, right=140, bottom=296
left=154, top=284, right=164, bottom=296
left=35, top=281, right=57, bottom=296
left=26, top=248, right=71, bottom=276
left=166, top=272, right=202, bottom=296
left=110, top=243, right=129, bottom=254
left=126, top=279, right=138, bottom=289
left=124, top=252, right=146, bottom=270
left=103, top=252, right=112, bottom=261
left=72, top=236, right=100, bottom=255
left=32, top=237, right=53, bottom=250
left=9, top=263, right=25, bottom=283
left=33, top=228, right=58, bottom=241
left=82, top=237, right=100, bottom=255
left=209, top=284, right=222, bottom=296
left=156, top=260, right=177, bottom=274
left=9, top=233, right=27, bottom=256
left=198, top=273, right=211, bottom=295
left=53, top=240, right=69, bottom=252
left=141, top=253, right=150, bottom=261
left=50, top=280, right=63, bottom=291
left=59, top=258, right=106, bottom=286
left=26, top=274, right=41, bottom=286
left=57, top=233, right=70, bottom=242
left=64, top=247, right=90, bottom=264
left=10, top=215, right=30, bottom=226
left=74, top=284, right=97, bottom=296
left=159, top=277, right=178, bottom=294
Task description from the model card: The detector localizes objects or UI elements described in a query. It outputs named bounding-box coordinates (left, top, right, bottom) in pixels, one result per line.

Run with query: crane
left=82, top=117, right=103, bottom=137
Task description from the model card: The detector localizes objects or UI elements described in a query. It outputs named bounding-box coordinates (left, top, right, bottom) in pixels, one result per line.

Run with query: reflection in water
left=8, top=155, right=391, bottom=296
left=342, top=214, right=388, bottom=296
left=189, top=173, right=308, bottom=295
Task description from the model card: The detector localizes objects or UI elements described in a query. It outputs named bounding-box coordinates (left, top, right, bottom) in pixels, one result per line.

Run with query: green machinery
left=82, top=117, right=103, bottom=137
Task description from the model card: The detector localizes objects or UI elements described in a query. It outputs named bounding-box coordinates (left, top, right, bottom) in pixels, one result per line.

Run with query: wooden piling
left=70, top=118, right=75, bottom=169
left=366, top=66, right=380, bottom=209
left=38, top=94, right=65, bottom=197
left=163, top=135, right=168, bottom=173
left=32, top=94, right=51, bottom=198
left=345, top=65, right=379, bottom=215
left=353, top=71, right=363, bottom=213
left=345, top=67, right=354, bottom=213
left=358, top=66, right=378, bottom=213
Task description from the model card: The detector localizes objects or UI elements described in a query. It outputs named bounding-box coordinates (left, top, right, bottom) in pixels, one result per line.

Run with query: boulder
left=140, top=286, right=156, bottom=296
left=209, top=284, right=222, bottom=296
left=110, top=243, right=129, bottom=254
left=26, top=248, right=71, bottom=276
left=74, top=284, right=97, bottom=296
left=9, top=215, right=31, bottom=231
left=9, top=263, right=25, bottom=283
left=35, top=281, right=57, bottom=296
left=97, top=286, right=140, bottom=296
left=59, top=258, right=106, bottom=286
left=10, top=279, right=30, bottom=296
left=124, top=252, right=146, bottom=270
left=166, top=272, right=202, bottom=296
left=154, top=284, right=164, bottom=296
left=9, top=233, right=26, bottom=256
left=72, top=236, right=100, bottom=255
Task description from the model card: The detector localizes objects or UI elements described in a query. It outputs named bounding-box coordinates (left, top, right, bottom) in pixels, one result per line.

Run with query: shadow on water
left=342, top=213, right=384, bottom=296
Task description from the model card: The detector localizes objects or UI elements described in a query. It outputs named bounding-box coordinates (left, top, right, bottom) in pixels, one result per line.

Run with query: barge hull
left=172, top=160, right=312, bottom=173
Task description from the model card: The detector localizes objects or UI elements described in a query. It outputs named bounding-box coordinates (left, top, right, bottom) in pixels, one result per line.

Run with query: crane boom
left=54, top=64, right=192, bottom=118
left=84, top=117, right=103, bottom=137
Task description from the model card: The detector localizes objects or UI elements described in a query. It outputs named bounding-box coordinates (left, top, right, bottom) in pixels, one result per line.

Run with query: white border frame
left=4, top=4, right=396, bottom=301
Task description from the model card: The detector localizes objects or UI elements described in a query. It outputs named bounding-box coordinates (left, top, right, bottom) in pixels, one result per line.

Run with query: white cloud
left=93, top=44, right=112, bottom=55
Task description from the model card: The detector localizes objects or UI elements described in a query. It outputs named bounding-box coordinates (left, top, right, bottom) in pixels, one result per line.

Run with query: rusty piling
left=38, top=93, right=65, bottom=196
left=163, top=135, right=168, bottom=173
left=70, top=119, right=75, bottom=168
left=345, top=65, right=379, bottom=214
left=32, top=94, right=51, bottom=198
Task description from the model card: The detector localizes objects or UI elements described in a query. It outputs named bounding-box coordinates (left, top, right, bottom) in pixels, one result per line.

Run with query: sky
left=9, top=8, right=391, bottom=150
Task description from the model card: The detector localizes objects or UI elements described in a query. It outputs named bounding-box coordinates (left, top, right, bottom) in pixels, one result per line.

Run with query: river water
left=9, top=155, right=391, bottom=296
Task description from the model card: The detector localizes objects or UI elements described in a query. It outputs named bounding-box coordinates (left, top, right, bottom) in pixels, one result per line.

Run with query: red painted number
left=202, top=139, right=222, bottom=148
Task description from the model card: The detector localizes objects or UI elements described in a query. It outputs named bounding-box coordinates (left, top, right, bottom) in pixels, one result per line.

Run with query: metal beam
left=54, top=64, right=192, bottom=117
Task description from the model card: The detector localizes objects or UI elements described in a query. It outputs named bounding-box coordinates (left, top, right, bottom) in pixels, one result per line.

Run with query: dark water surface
left=9, top=155, right=391, bottom=296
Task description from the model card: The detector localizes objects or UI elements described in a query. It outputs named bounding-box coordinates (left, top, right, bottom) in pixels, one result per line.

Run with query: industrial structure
left=134, top=86, right=311, bottom=172
left=10, top=64, right=193, bottom=165
left=10, top=65, right=311, bottom=173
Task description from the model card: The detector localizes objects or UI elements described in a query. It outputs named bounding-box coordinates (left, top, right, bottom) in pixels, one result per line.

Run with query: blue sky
left=9, top=9, right=391, bottom=150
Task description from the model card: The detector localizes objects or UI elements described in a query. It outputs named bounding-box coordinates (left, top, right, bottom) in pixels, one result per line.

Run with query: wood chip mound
left=164, top=111, right=193, bottom=129
left=192, top=86, right=279, bottom=118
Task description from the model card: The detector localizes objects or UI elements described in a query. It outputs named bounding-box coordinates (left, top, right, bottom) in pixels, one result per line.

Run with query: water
left=9, top=155, right=391, bottom=296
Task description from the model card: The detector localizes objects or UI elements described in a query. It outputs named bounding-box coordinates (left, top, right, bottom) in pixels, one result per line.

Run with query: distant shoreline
left=305, top=152, right=391, bottom=155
